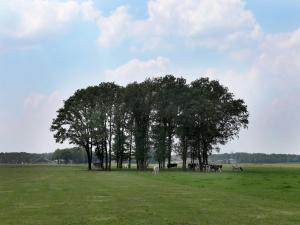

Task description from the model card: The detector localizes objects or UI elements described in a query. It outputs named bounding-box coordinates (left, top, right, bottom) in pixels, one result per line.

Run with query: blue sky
left=0, top=0, right=300, bottom=154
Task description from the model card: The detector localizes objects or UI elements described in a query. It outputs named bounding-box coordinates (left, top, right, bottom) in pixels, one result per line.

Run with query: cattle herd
left=96, top=162, right=241, bottom=174
left=187, top=163, right=223, bottom=172
left=152, top=163, right=224, bottom=174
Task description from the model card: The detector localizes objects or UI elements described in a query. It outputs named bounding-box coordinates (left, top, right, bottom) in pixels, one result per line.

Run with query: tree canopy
left=51, top=75, right=249, bottom=170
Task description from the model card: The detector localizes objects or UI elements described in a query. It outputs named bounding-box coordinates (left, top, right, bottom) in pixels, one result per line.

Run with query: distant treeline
left=210, top=152, right=300, bottom=163
left=0, top=148, right=88, bottom=164
left=52, top=147, right=88, bottom=164
left=2, top=151, right=300, bottom=164
left=0, top=152, right=52, bottom=164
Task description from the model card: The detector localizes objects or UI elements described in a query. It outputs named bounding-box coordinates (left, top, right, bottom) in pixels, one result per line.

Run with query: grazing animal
left=217, top=165, right=223, bottom=172
left=204, top=164, right=211, bottom=172
left=195, top=164, right=201, bottom=170
left=232, top=164, right=243, bottom=171
left=167, top=163, right=178, bottom=168
left=153, top=165, right=159, bottom=175
left=209, top=164, right=223, bottom=172
left=188, top=163, right=198, bottom=170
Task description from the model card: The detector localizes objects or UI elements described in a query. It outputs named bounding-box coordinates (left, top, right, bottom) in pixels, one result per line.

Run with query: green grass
left=0, top=164, right=300, bottom=225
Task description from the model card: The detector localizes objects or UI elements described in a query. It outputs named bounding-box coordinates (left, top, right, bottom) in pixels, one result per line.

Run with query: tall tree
left=189, top=78, right=249, bottom=167
left=51, top=88, right=96, bottom=170
left=112, top=87, right=129, bottom=168
left=125, top=80, right=154, bottom=170
left=91, top=83, right=124, bottom=170
left=152, top=75, right=187, bottom=168
left=176, top=85, right=192, bottom=169
left=97, top=83, right=119, bottom=170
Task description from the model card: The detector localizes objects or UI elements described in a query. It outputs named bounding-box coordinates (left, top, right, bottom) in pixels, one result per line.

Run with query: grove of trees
left=52, top=147, right=87, bottom=164
left=51, top=75, right=249, bottom=170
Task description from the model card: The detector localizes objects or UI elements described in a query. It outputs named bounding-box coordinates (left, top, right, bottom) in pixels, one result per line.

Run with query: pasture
left=0, top=164, right=300, bottom=225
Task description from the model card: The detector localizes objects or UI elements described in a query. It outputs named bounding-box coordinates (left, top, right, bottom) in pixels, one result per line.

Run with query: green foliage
left=151, top=75, right=187, bottom=168
left=124, top=80, right=155, bottom=170
left=50, top=88, right=95, bottom=169
left=52, top=147, right=87, bottom=164
left=51, top=75, right=249, bottom=170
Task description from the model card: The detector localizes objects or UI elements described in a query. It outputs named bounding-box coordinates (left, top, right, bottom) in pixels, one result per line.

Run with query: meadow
left=0, top=164, right=300, bottom=225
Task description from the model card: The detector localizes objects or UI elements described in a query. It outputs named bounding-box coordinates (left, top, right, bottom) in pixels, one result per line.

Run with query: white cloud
left=255, top=28, right=300, bottom=85
left=0, top=0, right=80, bottom=39
left=0, top=0, right=262, bottom=51
left=0, top=0, right=92, bottom=50
left=0, top=91, right=70, bottom=153
left=97, top=6, right=132, bottom=47
left=81, top=0, right=101, bottom=21
left=104, top=56, right=170, bottom=85
left=216, top=28, right=300, bottom=154
left=96, top=0, right=262, bottom=50
left=251, top=29, right=300, bottom=153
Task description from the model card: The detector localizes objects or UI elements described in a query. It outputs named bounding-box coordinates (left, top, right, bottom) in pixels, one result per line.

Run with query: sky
left=0, top=0, right=300, bottom=154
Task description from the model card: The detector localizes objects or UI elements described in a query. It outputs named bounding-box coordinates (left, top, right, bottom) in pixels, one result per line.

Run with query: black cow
left=167, top=163, right=178, bottom=168
left=188, top=163, right=198, bottom=170
left=209, top=164, right=223, bottom=172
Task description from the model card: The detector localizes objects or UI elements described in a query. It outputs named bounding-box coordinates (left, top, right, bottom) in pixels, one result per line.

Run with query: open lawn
left=0, top=164, right=300, bottom=225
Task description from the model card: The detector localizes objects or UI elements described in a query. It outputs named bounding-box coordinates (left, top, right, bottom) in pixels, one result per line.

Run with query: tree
left=96, top=83, right=119, bottom=170
left=112, top=87, right=129, bottom=168
left=53, top=148, right=87, bottom=164
left=124, top=80, right=155, bottom=170
left=189, top=78, right=249, bottom=168
left=176, top=85, right=193, bottom=169
left=51, top=88, right=96, bottom=170
left=152, top=75, right=187, bottom=168
left=51, top=75, right=249, bottom=171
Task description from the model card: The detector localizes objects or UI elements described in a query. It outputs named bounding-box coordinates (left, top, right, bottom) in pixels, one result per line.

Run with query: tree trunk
left=120, top=147, right=123, bottom=169
left=109, top=114, right=112, bottom=170
left=120, top=125, right=125, bottom=169
left=100, top=143, right=104, bottom=169
left=85, top=146, right=92, bottom=170
left=134, top=117, right=149, bottom=171
left=90, top=138, right=93, bottom=166
left=103, top=119, right=108, bottom=170
left=182, top=136, right=187, bottom=170
left=196, top=139, right=203, bottom=171
left=104, top=138, right=108, bottom=170
left=191, top=146, right=195, bottom=164
left=128, top=129, right=133, bottom=169
left=167, top=133, right=172, bottom=166
left=203, top=141, right=208, bottom=165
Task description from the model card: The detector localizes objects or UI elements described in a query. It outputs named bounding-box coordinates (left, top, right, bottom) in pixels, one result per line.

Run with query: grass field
left=0, top=164, right=300, bottom=225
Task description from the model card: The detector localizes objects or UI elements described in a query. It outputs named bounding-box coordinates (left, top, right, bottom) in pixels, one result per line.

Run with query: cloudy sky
left=0, top=0, right=300, bottom=154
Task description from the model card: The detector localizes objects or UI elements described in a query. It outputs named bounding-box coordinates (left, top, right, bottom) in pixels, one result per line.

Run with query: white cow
left=153, top=165, right=159, bottom=175
left=232, top=164, right=243, bottom=171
